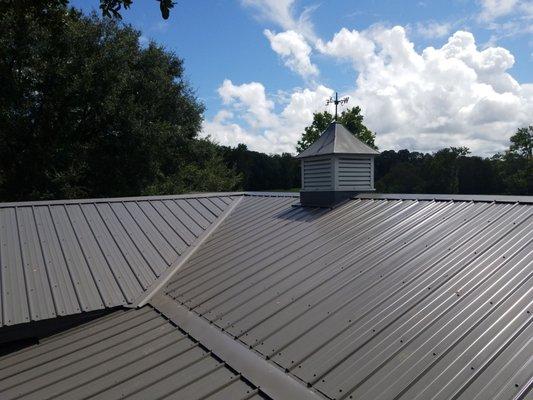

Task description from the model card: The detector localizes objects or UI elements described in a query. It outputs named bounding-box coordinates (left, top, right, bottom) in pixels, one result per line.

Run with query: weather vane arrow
left=326, top=92, right=349, bottom=120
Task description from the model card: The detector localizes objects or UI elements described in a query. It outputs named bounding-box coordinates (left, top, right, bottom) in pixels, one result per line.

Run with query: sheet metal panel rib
left=0, top=307, right=264, bottom=400
left=165, top=196, right=533, bottom=400
left=0, top=195, right=240, bottom=327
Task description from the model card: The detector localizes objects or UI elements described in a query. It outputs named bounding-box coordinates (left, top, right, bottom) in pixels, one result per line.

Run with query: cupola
left=296, top=122, right=379, bottom=207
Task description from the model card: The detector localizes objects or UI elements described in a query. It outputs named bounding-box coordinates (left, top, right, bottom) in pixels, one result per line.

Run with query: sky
left=71, top=0, right=533, bottom=156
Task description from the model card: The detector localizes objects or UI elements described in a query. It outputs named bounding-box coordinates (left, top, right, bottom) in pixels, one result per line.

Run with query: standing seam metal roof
left=164, top=195, right=533, bottom=400
left=0, top=194, right=239, bottom=327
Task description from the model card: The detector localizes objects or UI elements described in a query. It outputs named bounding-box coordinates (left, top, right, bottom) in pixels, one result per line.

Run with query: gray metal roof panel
left=0, top=307, right=263, bottom=400
left=164, top=195, right=533, bottom=400
left=296, top=122, right=379, bottom=158
left=0, top=194, right=241, bottom=327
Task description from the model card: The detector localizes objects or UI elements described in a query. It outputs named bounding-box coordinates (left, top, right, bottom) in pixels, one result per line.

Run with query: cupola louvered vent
left=296, top=122, right=379, bottom=207
left=302, top=157, right=332, bottom=191
left=337, top=156, right=373, bottom=190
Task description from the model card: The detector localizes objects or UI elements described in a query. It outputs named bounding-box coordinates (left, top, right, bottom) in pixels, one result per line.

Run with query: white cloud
left=476, top=1, right=533, bottom=40
left=241, top=0, right=316, bottom=40
left=317, top=26, right=532, bottom=155
left=264, top=29, right=318, bottom=78
left=205, top=27, right=533, bottom=156
left=218, top=79, right=277, bottom=129
left=202, top=83, right=333, bottom=154
left=415, top=21, right=453, bottom=38
left=477, top=0, right=519, bottom=21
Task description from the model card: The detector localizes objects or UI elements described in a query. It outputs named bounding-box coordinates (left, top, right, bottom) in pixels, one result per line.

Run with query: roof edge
left=356, top=193, right=533, bottom=204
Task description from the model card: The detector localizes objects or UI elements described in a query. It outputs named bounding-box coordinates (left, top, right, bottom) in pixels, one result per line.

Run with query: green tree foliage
left=11, top=0, right=174, bottom=20
left=423, top=147, right=470, bottom=193
left=374, top=150, right=428, bottom=193
left=374, top=132, right=532, bottom=195
left=296, top=107, right=377, bottom=153
left=509, top=125, right=532, bottom=159
left=0, top=3, right=240, bottom=201
left=100, top=0, right=175, bottom=20
left=222, top=144, right=299, bottom=191
left=491, top=127, right=533, bottom=195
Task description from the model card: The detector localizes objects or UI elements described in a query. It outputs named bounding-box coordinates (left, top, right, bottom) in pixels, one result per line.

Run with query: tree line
left=0, top=3, right=531, bottom=202
left=221, top=132, right=532, bottom=196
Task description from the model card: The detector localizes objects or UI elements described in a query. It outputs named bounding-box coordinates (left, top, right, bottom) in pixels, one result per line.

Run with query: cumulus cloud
left=218, top=79, right=277, bottom=129
left=264, top=29, right=318, bottom=78
left=202, top=82, right=333, bottom=153
left=204, top=27, right=533, bottom=156
left=317, top=26, right=532, bottom=154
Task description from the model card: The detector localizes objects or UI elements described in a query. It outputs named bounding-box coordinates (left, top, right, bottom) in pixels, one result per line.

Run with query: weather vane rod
left=326, top=92, right=349, bottom=120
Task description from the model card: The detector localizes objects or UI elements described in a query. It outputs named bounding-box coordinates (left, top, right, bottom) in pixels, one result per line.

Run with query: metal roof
left=0, top=193, right=239, bottom=327
left=1, top=192, right=532, bottom=400
left=0, top=307, right=265, bottom=400
left=296, top=122, right=379, bottom=158
left=165, top=195, right=533, bottom=400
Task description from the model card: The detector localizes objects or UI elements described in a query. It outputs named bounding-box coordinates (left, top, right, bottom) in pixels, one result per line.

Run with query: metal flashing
left=132, top=196, right=243, bottom=308
left=151, top=294, right=325, bottom=400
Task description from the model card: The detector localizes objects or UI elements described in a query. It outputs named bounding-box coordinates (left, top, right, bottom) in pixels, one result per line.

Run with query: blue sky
left=72, top=0, right=533, bottom=156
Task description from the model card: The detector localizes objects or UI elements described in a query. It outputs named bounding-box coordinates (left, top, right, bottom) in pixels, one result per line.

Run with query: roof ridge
left=0, top=192, right=245, bottom=208
left=355, top=193, right=533, bottom=204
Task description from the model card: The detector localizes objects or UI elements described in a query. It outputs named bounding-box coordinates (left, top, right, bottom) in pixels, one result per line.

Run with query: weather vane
left=326, top=92, right=349, bottom=120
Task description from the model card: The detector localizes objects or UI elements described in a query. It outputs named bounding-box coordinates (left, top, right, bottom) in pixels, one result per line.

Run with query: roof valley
left=131, top=196, right=244, bottom=308
left=149, top=293, right=326, bottom=400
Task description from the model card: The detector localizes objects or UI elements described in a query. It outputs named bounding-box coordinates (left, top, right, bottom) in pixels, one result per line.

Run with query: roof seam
left=91, top=202, right=147, bottom=295
left=120, top=201, right=170, bottom=268
left=107, top=202, right=160, bottom=279
left=77, top=203, right=130, bottom=305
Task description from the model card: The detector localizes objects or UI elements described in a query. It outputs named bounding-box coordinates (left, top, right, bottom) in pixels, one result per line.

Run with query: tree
left=375, top=162, right=425, bottom=193
left=0, top=3, right=240, bottom=201
left=457, top=156, right=497, bottom=194
left=7, top=0, right=175, bottom=20
left=296, top=106, right=377, bottom=153
left=100, top=0, right=175, bottom=20
left=509, top=126, right=532, bottom=159
left=423, top=147, right=470, bottom=194
left=221, top=145, right=299, bottom=191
